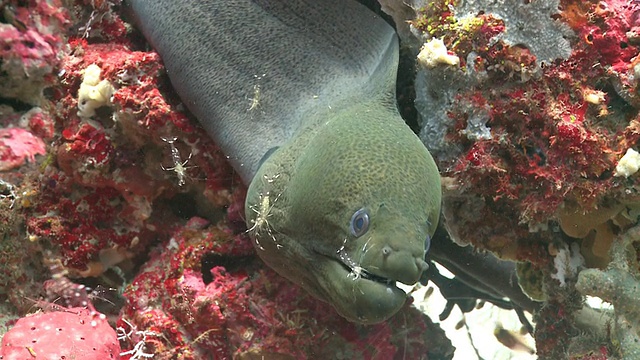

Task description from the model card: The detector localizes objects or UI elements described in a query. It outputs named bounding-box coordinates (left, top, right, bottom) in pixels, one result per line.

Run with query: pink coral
left=0, top=128, right=46, bottom=171
left=0, top=307, right=121, bottom=359
left=0, top=0, right=69, bottom=103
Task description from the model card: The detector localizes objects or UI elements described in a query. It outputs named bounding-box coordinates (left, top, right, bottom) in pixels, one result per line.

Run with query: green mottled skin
left=248, top=99, right=440, bottom=323
left=129, top=0, right=441, bottom=324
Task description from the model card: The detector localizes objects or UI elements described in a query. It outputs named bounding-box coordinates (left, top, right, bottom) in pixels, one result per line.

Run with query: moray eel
left=129, top=0, right=441, bottom=324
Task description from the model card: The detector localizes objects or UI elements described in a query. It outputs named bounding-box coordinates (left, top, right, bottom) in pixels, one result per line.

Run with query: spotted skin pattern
left=129, top=0, right=441, bottom=324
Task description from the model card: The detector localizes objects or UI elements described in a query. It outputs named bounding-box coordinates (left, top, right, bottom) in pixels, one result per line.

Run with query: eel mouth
left=316, top=249, right=402, bottom=290
left=336, top=258, right=397, bottom=286
left=311, top=250, right=408, bottom=324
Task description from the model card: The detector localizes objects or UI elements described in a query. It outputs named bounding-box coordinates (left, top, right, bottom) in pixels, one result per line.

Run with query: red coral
left=447, top=26, right=628, bottom=224
left=21, top=36, right=240, bottom=275
left=59, top=122, right=114, bottom=170
left=26, top=108, right=55, bottom=140
left=568, top=0, right=639, bottom=73
left=26, top=182, right=151, bottom=271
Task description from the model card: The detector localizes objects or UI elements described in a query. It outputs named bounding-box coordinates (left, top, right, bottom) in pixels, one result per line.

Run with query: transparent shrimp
left=161, top=136, right=194, bottom=186
left=246, top=174, right=282, bottom=250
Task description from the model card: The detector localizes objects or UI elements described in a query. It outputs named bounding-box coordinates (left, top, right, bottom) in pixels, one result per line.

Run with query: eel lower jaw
left=312, top=251, right=408, bottom=324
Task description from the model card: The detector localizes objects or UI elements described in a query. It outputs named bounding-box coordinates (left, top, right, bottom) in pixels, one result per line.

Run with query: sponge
left=77, top=64, right=115, bottom=118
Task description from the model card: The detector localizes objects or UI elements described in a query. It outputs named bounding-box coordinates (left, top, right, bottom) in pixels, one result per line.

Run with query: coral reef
left=2, top=0, right=640, bottom=358
left=25, top=35, right=240, bottom=276
left=405, top=0, right=640, bottom=229
left=401, top=0, right=640, bottom=261
left=455, top=0, right=573, bottom=64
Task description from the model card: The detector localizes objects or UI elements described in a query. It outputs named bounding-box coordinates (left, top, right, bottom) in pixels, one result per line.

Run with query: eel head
left=245, top=104, right=441, bottom=324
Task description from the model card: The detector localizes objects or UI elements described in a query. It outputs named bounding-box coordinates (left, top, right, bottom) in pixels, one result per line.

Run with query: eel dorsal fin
left=130, top=0, right=399, bottom=182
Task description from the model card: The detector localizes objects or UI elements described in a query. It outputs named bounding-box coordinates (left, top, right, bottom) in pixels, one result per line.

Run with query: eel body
left=129, top=0, right=442, bottom=324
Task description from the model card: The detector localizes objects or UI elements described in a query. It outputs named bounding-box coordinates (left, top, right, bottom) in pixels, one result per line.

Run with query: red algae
left=25, top=33, right=242, bottom=276
left=0, top=0, right=237, bottom=321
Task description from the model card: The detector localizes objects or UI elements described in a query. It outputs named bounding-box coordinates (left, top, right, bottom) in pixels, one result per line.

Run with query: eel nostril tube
left=382, top=245, right=392, bottom=257
left=416, top=258, right=429, bottom=272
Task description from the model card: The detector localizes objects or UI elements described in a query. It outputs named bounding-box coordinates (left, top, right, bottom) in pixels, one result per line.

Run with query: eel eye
left=349, top=208, right=370, bottom=237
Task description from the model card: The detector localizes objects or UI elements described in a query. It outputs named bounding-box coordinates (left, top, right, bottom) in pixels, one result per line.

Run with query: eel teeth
left=337, top=257, right=395, bottom=285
